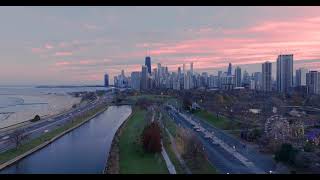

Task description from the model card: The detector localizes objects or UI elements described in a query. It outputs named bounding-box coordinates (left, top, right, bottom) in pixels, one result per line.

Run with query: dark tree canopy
left=141, top=121, right=162, bottom=153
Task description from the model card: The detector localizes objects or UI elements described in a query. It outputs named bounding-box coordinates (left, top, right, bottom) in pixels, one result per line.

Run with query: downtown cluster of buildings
left=105, top=54, right=320, bottom=95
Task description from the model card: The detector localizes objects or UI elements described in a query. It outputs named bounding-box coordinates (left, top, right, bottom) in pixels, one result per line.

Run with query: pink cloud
left=45, top=43, right=54, bottom=49
left=55, top=61, right=71, bottom=66
left=54, top=51, right=73, bottom=57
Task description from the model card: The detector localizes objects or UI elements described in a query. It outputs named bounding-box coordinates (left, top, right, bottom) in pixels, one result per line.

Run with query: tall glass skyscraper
left=104, top=73, right=109, bottom=87
left=276, top=54, right=293, bottom=93
left=145, top=56, right=151, bottom=74
left=262, top=61, right=272, bottom=92
left=227, top=63, right=232, bottom=75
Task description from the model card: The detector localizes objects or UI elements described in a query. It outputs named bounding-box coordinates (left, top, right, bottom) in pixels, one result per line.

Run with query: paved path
left=161, top=141, right=176, bottom=174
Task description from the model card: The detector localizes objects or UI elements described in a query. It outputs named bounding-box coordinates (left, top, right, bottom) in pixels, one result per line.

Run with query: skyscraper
left=277, top=54, right=293, bottom=93
left=190, top=62, right=194, bottom=74
left=253, top=72, right=262, bottom=90
left=141, top=65, right=148, bottom=90
left=145, top=56, right=151, bottom=74
left=306, top=71, right=320, bottom=95
left=235, top=66, right=242, bottom=87
left=183, top=64, right=186, bottom=74
left=296, top=68, right=308, bottom=87
left=262, top=61, right=272, bottom=92
left=131, top=72, right=141, bottom=91
left=104, top=73, right=109, bottom=87
left=227, top=63, right=232, bottom=75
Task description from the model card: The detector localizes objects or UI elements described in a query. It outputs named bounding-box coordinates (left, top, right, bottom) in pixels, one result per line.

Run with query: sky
left=1, top=6, right=320, bottom=85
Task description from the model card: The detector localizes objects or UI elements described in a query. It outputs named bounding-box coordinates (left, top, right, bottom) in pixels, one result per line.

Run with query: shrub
left=141, top=121, right=162, bottom=153
left=274, top=143, right=299, bottom=165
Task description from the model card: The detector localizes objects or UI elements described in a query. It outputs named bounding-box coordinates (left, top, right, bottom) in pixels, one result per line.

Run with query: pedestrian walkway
left=161, top=141, right=176, bottom=174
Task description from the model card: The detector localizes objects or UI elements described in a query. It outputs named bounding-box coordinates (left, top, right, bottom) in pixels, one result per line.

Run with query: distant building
left=296, top=68, right=308, bottom=87
left=242, top=70, right=251, bottom=88
left=277, top=54, right=293, bottom=93
left=253, top=72, right=262, bottom=90
left=190, top=62, right=194, bottom=75
left=131, top=71, right=141, bottom=91
left=104, top=73, right=109, bottom=87
left=145, top=56, right=151, bottom=74
left=227, top=63, right=232, bottom=76
left=141, top=65, right=148, bottom=90
left=262, top=61, right=272, bottom=92
left=235, top=66, right=242, bottom=87
left=306, top=71, right=320, bottom=95
left=221, top=72, right=235, bottom=90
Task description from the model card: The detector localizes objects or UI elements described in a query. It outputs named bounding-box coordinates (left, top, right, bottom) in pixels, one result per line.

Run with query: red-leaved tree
left=141, top=121, right=162, bottom=153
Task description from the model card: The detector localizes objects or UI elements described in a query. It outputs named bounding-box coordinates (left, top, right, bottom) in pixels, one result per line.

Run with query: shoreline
left=0, top=104, right=109, bottom=171
left=103, top=108, right=135, bottom=174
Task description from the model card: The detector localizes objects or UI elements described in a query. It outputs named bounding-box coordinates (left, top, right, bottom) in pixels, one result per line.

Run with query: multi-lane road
left=0, top=92, right=114, bottom=153
left=165, top=105, right=276, bottom=174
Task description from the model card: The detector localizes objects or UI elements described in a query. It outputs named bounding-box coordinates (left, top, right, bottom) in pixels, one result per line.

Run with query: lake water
left=0, top=86, right=110, bottom=128
left=0, top=105, right=132, bottom=174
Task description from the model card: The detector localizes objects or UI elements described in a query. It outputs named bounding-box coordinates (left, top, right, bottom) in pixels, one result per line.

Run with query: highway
left=165, top=105, right=276, bottom=174
left=0, top=92, right=114, bottom=153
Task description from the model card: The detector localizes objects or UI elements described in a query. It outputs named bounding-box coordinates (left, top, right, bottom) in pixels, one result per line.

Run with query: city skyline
left=1, top=6, right=320, bottom=85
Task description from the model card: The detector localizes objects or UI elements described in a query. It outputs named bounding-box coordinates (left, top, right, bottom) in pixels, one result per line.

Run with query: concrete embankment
left=104, top=110, right=134, bottom=174
left=0, top=105, right=109, bottom=171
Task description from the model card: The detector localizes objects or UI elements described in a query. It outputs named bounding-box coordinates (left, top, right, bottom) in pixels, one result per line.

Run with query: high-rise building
left=306, top=71, right=320, bottom=95
left=242, top=70, right=250, bottom=87
left=141, top=65, right=148, bottom=90
left=235, top=66, right=242, bottom=87
left=227, top=63, right=232, bottom=75
left=218, top=71, right=222, bottom=88
left=190, top=62, right=194, bottom=74
left=131, top=72, right=141, bottom=91
left=104, top=73, right=109, bottom=87
left=121, top=69, right=125, bottom=77
left=253, top=72, right=262, bottom=90
left=277, top=54, right=293, bottom=93
left=262, top=61, right=272, bottom=92
left=296, top=68, right=308, bottom=87
left=183, top=64, right=186, bottom=74
left=145, top=56, right=151, bottom=74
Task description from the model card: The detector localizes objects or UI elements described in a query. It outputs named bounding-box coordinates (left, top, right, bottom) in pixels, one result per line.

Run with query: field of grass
left=194, top=110, right=230, bottom=129
left=161, top=111, right=178, bottom=137
left=118, top=108, right=168, bottom=174
left=0, top=104, right=108, bottom=165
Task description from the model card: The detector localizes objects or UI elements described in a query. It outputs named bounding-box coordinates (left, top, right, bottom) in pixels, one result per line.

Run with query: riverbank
left=105, top=107, right=168, bottom=174
left=104, top=107, right=134, bottom=174
left=0, top=103, right=109, bottom=170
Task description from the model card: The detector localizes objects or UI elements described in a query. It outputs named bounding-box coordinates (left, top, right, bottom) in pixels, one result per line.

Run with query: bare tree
left=11, top=129, right=29, bottom=148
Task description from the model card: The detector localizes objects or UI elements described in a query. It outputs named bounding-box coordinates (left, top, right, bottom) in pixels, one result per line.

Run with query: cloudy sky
left=1, top=6, right=320, bottom=85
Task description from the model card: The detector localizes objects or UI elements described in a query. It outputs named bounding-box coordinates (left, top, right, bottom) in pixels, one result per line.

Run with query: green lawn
left=119, top=108, right=169, bottom=174
left=194, top=110, right=229, bottom=129
left=0, top=104, right=108, bottom=165
left=161, top=111, right=178, bottom=137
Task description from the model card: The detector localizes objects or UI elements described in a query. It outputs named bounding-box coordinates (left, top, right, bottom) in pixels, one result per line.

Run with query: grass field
left=0, top=104, right=108, bottom=165
left=118, top=108, right=168, bottom=174
left=194, top=110, right=248, bottom=132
